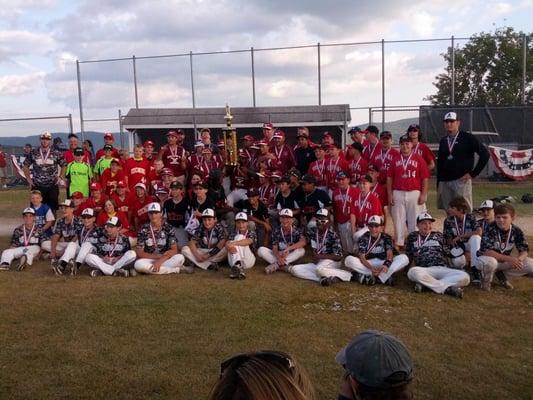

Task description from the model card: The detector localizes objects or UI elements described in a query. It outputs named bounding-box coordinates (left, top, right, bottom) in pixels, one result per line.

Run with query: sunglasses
left=220, top=351, right=294, bottom=378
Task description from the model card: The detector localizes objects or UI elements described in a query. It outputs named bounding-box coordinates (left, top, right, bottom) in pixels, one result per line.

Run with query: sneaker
left=480, top=270, right=493, bottom=291
left=0, top=262, right=10, bottom=271
left=350, top=271, right=360, bottom=282
left=51, top=259, right=63, bottom=276
left=90, top=269, right=103, bottom=277
left=414, top=283, right=424, bottom=293
left=264, top=263, right=280, bottom=274
left=238, top=269, right=246, bottom=280
left=384, top=276, right=395, bottom=286
left=357, top=273, right=366, bottom=285
left=207, top=263, right=219, bottom=271
left=320, top=276, right=341, bottom=287
left=68, top=260, right=78, bottom=276
left=17, top=255, right=28, bottom=271
left=495, top=271, right=513, bottom=289
left=471, top=267, right=481, bottom=285
left=365, top=275, right=376, bottom=286
left=229, top=266, right=240, bottom=279
left=112, top=268, right=129, bottom=277
left=180, top=265, right=195, bottom=274
left=444, top=286, right=464, bottom=299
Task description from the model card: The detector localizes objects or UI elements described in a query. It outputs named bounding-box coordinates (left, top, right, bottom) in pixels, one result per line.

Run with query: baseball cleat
left=90, top=269, right=103, bottom=277
left=365, top=275, right=376, bottom=286
left=68, top=260, right=78, bottom=276
left=357, top=273, right=366, bottom=285
left=112, top=269, right=129, bottom=277
left=0, top=262, right=10, bottom=271
left=17, top=255, right=28, bottom=271
left=384, top=276, right=395, bottom=286
left=229, top=266, right=240, bottom=279
left=444, top=286, right=464, bottom=299
left=51, top=259, right=63, bottom=276
left=414, top=283, right=424, bottom=293
left=495, top=271, right=513, bottom=289
left=264, top=263, right=280, bottom=274
left=180, top=265, right=195, bottom=274
left=207, top=263, right=219, bottom=271
left=471, top=267, right=481, bottom=285
left=320, top=276, right=341, bottom=287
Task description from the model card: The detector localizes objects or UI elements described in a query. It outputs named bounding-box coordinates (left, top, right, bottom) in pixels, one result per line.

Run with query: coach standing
left=23, top=132, right=66, bottom=211
left=437, top=112, right=489, bottom=212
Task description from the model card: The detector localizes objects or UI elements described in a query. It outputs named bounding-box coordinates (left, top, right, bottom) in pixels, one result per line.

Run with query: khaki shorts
left=437, top=178, right=472, bottom=211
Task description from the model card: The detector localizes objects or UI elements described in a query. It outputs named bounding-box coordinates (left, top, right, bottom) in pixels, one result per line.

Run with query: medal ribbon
left=496, top=225, right=512, bottom=252
left=23, top=224, right=35, bottom=247
left=454, top=216, right=466, bottom=236
left=365, top=233, right=381, bottom=256
left=315, top=230, right=329, bottom=254
left=107, top=235, right=120, bottom=257
left=447, top=134, right=459, bottom=156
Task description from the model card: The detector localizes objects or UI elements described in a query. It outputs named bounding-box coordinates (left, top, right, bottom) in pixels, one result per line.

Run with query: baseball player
left=85, top=216, right=137, bottom=277
left=258, top=208, right=306, bottom=274
left=226, top=212, right=257, bottom=280
left=387, top=135, right=429, bottom=249
left=63, top=208, right=101, bottom=275
left=406, top=212, right=470, bottom=298
left=289, top=209, right=342, bottom=284
left=350, top=175, right=383, bottom=242
left=346, top=142, right=368, bottom=185
left=41, top=199, right=83, bottom=275
left=0, top=207, right=45, bottom=271
left=181, top=208, right=228, bottom=270
left=443, top=196, right=481, bottom=269
left=332, top=171, right=358, bottom=254
left=325, top=144, right=349, bottom=194
left=342, top=215, right=409, bottom=286
left=134, top=202, right=191, bottom=275
left=469, top=199, right=495, bottom=284
left=307, top=145, right=329, bottom=192
left=478, top=203, right=533, bottom=291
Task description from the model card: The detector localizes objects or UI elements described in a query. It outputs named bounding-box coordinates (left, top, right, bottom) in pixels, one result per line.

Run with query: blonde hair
left=209, top=352, right=315, bottom=400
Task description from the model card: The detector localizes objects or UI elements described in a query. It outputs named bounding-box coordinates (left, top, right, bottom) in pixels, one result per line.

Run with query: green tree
left=427, top=27, right=533, bottom=105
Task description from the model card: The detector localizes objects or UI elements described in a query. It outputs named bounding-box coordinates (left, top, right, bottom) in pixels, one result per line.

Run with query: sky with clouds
left=0, top=0, right=532, bottom=137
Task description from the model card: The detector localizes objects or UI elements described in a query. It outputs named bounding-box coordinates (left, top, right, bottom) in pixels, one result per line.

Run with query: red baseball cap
left=242, top=135, right=255, bottom=141
left=262, top=123, right=274, bottom=130
left=117, top=181, right=127, bottom=188
left=143, top=140, right=155, bottom=147
left=166, top=130, right=179, bottom=138
left=90, top=182, right=102, bottom=191
left=257, top=140, right=269, bottom=147
left=161, top=168, right=174, bottom=176
left=71, top=191, right=84, bottom=199
left=104, top=133, right=114, bottom=140
left=273, top=129, right=285, bottom=139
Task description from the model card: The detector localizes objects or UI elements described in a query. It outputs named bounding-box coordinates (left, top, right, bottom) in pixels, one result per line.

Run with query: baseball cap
left=155, top=186, right=169, bottom=195
left=106, top=216, right=121, bottom=227
left=367, top=215, right=383, bottom=226
left=90, top=182, right=102, bottom=191
left=359, top=174, right=373, bottom=183
left=279, top=175, right=291, bottom=184
left=40, top=131, right=52, bottom=140
left=166, top=130, right=179, bottom=138
left=243, top=134, right=255, bottom=141
left=134, top=182, right=147, bottom=191
left=262, top=122, right=274, bottom=130
left=316, top=208, right=329, bottom=219
left=147, top=202, right=162, bottom=213
left=380, top=131, right=392, bottom=139
left=296, top=131, right=309, bottom=138
left=336, top=330, right=413, bottom=389
left=279, top=208, right=294, bottom=218
left=161, top=168, right=174, bottom=176
left=444, top=111, right=458, bottom=121
left=322, top=131, right=333, bottom=138
left=257, top=140, right=269, bottom=147
left=366, top=125, right=379, bottom=135
left=22, top=207, right=35, bottom=215
left=479, top=199, right=494, bottom=209
left=71, top=191, right=84, bottom=200
left=336, top=171, right=349, bottom=180
left=407, top=124, right=420, bottom=132
left=300, top=174, right=316, bottom=184
left=103, top=144, right=113, bottom=151
left=273, top=129, right=285, bottom=139
left=143, top=140, right=155, bottom=147
left=201, top=208, right=215, bottom=218
left=117, top=180, right=127, bottom=188
left=81, top=208, right=95, bottom=217
left=202, top=147, right=213, bottom=154
left=247, top=189, right=259, bottom=197
left=59, top=199, right=75, bottom=208
left=289, top=169, right=301, bottom=179
left=194, top=140, right=204, bottom=148
left=416, top=211, right=435, bottom=223
left=217, top=140, right=225, bottom=148
left=110, top=158, right=120, bottom=165
left=399, top=135, right=412, bottom=144
left=104, top=133, right=114, bottom=139
left=349, top=126, right=361, bottom=134
left=195, top=181, right=209, bottom=189
left=74, top=147, right=84, bottom=156
left=235, top=212, right=248, bottom=221
left=170, top=181, right=184, bottom=190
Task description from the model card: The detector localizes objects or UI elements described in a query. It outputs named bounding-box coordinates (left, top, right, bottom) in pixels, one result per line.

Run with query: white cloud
left=410, top=11, right=438, bottom=36
left=0, top=30, right=56, bottom=62
left=0, top=72, right=45, bottom=95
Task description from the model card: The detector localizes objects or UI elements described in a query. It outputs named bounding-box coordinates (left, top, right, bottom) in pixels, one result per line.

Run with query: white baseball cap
left=22, top=207, right=35, bottom=215
left=479, top=199, right=494, bottom=209
left=367, top=215, right=383, bottom=225
left=235, top=212, right=248, bottom=221
left=416, top=212, right=435, bottom=223
left=443, top=111, right=458, bottom=121
left=106, top=216, right=121, bottom=227
left=201, top=208, right=215, bottom=218
left=316, top=208, right=329, bottom=219
left=147, top=202, right=162, bottom=213
left=134, top=182, right=147, bottom=191
left=279, top=208, right=294, bottom=218
left=81, top=208, right=95, bottom=217
left=59, top=199, right=75, bottom=208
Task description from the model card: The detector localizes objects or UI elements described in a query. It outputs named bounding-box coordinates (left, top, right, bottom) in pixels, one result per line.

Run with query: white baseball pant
left=407, top=266, right=470, bottom=294
left=59, top=242, right=80, bottom=264
left=41, top=241, right=70, bottom=256
left=85, top=250, right=137, bottom=276
left=337, top=222, right=354, bottom=254
left=181, top=246, right=228, bottom=270
left=1, top=245, right=41, bottom=266
left=134, top=254, right=185, bottom=274
left=477, top=255, right=533, bottom=283
left=289, top=259, right=341, bottom=282
left=343, top=254, right=410, bottom=283
left=257, top=247, right=305, bottom=266
left=391, top=190, right=425, bottom=246
left=75, top=242, right=95, bottom=264
left=227, top=234, right=256, bottom=269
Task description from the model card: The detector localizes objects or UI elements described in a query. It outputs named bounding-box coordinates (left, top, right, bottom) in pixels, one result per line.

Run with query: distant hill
left=348, top=117, right=419, bottom=142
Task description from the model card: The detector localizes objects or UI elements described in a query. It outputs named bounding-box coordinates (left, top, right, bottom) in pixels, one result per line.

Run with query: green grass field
left=0, top=181, right=532, bottom=399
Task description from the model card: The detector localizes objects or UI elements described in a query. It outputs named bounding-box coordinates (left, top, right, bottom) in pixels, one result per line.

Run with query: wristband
left=384, top=259, right=392, bottom=267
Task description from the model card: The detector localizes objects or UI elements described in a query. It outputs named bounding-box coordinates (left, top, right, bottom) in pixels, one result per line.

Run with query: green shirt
left=66, top=161, right=93, bottom=197
left=94, top=157, right=113, bottom=176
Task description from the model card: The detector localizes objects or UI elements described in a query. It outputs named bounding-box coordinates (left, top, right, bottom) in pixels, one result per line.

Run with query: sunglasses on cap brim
left=220, top=350, right=294, bottom=378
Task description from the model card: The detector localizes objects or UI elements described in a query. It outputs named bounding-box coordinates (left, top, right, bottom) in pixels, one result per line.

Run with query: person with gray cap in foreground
left=84, top=216, right=136, bottom=277
left=226, top=212, right=257, bottom=279
left=288, top=208, right=342, bottom=284
left=134, top=202, right=191, bottom=275
left=335, top=330, right=413, bottom=400
left=406, top=212, right=470, bottom=298
left=0, top=208, right=45, bottom=271
left=437, top=111, right=489, bottom=212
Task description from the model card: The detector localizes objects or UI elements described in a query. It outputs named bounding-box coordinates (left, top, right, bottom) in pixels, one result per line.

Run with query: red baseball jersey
left=111, top=192, right=133, bottom=214
left=271, top=145, right=296, bottom=174
left=130, top=195, right=156, bottom=230
left=371, top=183, right=388, bottom=212
left=350, top=188, right=383, bottom=227
left=387, top=152, right=430, bottom=191
left=348, top=157, right=369, bottom=185
left=160, top=145, right=188, bottom=177
left=412, top=142, right=436, bottom=167
left=124, top=157, right=151, bottom=191
left=258, top=184, right=277, bottom=208
left=64, top=149, right=91, bottom=164
left=325, top=157, right=349, bottom=190
left=95, top=147, right=120, bottom=161
left=197, top=159, right=222, bottom=180
left=362, top=142, right=382, bottom=163
left=188, top=153, right=204, bottom=172
left=100, top=168, right=126, bottom=196
left=307, top=159, right=328, bottom=188
left=80, top=194, right=108, bottom=218
left=332, top=186, right=358, bottom=225
left=372, top=147, right=400, bottom=184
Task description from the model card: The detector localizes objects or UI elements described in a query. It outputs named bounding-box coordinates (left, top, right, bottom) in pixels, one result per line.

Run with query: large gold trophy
left=223, top=104, right=239, bottom=166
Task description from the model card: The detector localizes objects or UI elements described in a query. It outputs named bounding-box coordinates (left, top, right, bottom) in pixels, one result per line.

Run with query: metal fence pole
left=118, top=109, right=124, bottom=149
left=189, top=51, right=196, bottom=108
left=522, top=34, right=527, bottom=105
left=381, top=39, right=385, bottom=132
left=451, top=36, right=455, bottom=105
left=133, top=55, right=139, bottom=108
left=317, top=42, right=322, bottom=106
left=368, top=107, right=372, bottom=125
left=76, top=60, right=85, bottom=141
left=251, top=47, right=256, bottom=107
left=68, top=114, right=73, bottom=135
